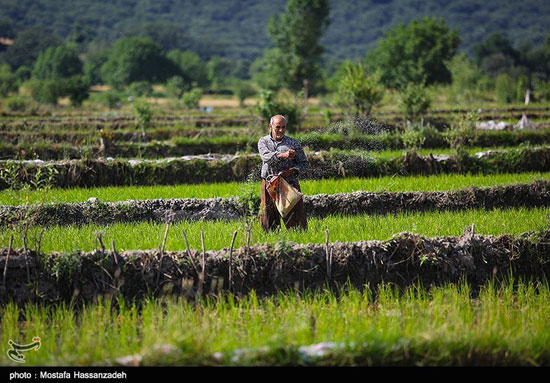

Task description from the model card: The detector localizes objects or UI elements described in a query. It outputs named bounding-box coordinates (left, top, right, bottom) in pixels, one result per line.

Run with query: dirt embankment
left=1, top=230, right=549, bottom=304
left=2, top=147, right=550, bottom=190
left=2, top=180, right=550, bottom=227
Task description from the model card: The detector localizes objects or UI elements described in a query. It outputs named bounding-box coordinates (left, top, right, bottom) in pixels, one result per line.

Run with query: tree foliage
left=32, top=45, right=83, bottom=80
left=0, top=64, right=18, bottom=97
left=259, top=0, right=330, bottom=94
left=1, top=26, right=61, bottom=70
left=64, top=75, right=90, bottom=106
left=255, top=89, right=302, bottom=132
left=167, top=50, right=209, bottom=87
left=337, top=62, right=383, bottom=117
left=367, top=17, right=460, bottom=89
left=0, top=17, right=15, bottom=39
left=123, top=22, right=192, bottom=53
left=2, top=0, right=550, bottom=63
left=181, top=88, right=202, bottom=109
left=399, top=82, right=432, bottom=121
left=101, top=37, right=180, bottom=89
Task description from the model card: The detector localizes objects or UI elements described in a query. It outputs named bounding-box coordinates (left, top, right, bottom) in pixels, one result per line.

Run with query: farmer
left=258, top=114, right=308, bottom=231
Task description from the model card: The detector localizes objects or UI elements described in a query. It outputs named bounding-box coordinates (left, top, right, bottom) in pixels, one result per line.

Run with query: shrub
left=132, top=99, right=153, bottom=137
left=4, top=95, right=31, bottom=112
left=91, top=90, right=126, bottom=109
left=32, top=44, right=83, bottom=80
left=181, top=88, right=202, bottom=109
left=27, top=79, right=64, bottom=104
left=0, top=64, right=18, bottom=97
left=128, top=81, right=153, bottom=97
left=515, top=75, right=529, bottom=103
left=495, top=74, right=516, bottom=104
left=165, top=76, right=188, bottom=99
left=64, top=75, right=90, bottom=106
left=234, top=82, right=257, bottom=107
left=444, top=112, right=479, bottom=154
left=402, top=121, right=426, bottom=150
left=399, top=82, right=431, bottom=121
left=255, top=89, right=302, bottom=133
left=337, top=62, right=384, bottom=117
left=533, top=81, right=550, bottom=102
left=14, top=66, right=32, bottom=85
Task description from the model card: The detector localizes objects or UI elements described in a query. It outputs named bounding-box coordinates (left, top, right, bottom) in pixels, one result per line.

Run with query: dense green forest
left=0, top=0, right=549, bottom=114
left=1, top=0, right=549, bottom=61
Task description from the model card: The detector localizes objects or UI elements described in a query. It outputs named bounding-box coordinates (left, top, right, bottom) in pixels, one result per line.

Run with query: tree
left=524, top=33, right=550, bottom=81
left=181, top=88, right=202, bottom=109
left=337, top=62, right=383, bottom=117
left=234, top=81, right=257, bottom=107
left=399, top=82, right=431, bottom=121
left=255, top=89, right=302, bottom=133
left=259, top=0, right=330, bottom=96
left=448, top=53, right=485, bottom=103
left=101, top=37, right=180, bottom=89
left=27, top=79, right=64, bottom=104
left=29, top=44, right=89, bottom=105
left=32, top=45, right=83, bottom=80
left=132, top=99, right=153, bottom=139
left=367, top=17, right=460, bottom=89
left=165, top=76, right=187, bottom=99
left=167, top=49, right=209, bottom=88
left=68, top=22, right=95, bottom=49
left=2, top=26, right=61, bottom=70
left=473, top=33, right=519, bottom=67
left=206, top=56, right=234, bottom=90
left=83, top=48, right=110, bottom=85
left=123, top=22, right=192, bottom=53
left=64, top=75, right=90, bottom=106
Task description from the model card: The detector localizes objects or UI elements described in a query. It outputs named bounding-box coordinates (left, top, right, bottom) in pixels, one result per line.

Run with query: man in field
left=258, top=114, right=308, bottom=231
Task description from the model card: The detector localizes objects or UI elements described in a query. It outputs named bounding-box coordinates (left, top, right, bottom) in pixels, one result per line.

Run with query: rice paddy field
left=1, top=105, right=550, bottom=366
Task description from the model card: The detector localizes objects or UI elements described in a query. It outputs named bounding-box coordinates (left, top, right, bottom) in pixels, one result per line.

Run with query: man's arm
left=258, top=137, right=279, bottom=164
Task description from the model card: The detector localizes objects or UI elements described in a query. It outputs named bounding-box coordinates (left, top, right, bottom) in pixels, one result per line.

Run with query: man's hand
left=279, top=168, right=297, bottom=178
left=277, top=149, right=296, bottom=159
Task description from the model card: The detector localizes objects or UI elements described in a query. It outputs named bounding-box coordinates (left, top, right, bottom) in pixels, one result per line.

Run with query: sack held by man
left=266, top=173, right=303, bottom=219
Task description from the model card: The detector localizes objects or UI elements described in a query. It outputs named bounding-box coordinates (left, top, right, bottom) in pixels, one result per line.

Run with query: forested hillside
left=1, top=0, right=549, bottom=60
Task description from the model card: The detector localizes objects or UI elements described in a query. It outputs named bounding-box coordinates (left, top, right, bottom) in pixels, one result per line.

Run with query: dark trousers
left=260, top=178, right=307, bottom=232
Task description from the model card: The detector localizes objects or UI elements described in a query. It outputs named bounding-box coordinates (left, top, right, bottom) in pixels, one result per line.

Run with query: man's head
left=269, top=115, right=287, bottom=141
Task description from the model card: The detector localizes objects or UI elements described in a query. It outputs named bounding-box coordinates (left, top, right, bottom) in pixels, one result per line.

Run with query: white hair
left=269, top=115, right=287, bottom=126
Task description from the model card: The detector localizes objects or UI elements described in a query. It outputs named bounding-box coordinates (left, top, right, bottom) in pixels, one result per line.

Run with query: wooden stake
left=197, top=230, right=206, bottom=299
left=22, top=232, right=30, bottom=283
left=246, top=225, right=252, bottom=251
left=96, top=232, right=106, bottom=254
left=228, top=230, right=238, bottom=293
left=36, top=228, right=45, bottom=255
left=181, top=228, right=198, bottom=273
left=156, top=221, right=171, bottom=287
left=325, top=229, right=332, bottom=280
left=2, top=235, right=13, bottom=286
left=160, top=220, right=171, bottom=254
left=111, top=240, right=118, bottom=264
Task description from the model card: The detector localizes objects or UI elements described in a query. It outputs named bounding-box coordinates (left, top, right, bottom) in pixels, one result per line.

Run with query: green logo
left=7, top=337, right=41, bottom=363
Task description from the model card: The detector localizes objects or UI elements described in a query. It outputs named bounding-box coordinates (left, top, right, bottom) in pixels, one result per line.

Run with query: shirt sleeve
left=292, top=142, right=308, bottom=175
left=258, top=137, right=279, bottom=164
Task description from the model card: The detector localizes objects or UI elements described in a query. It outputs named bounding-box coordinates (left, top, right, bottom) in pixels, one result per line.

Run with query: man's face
left=270, top=118, right=286, bottom=141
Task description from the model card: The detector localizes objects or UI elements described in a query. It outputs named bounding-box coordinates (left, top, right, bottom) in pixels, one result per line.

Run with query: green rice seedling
left=2, top=171, right=550, bottom=206
left=2, top=280, right=550, bottom=365
left=1, top=207, right=549, bottom=252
